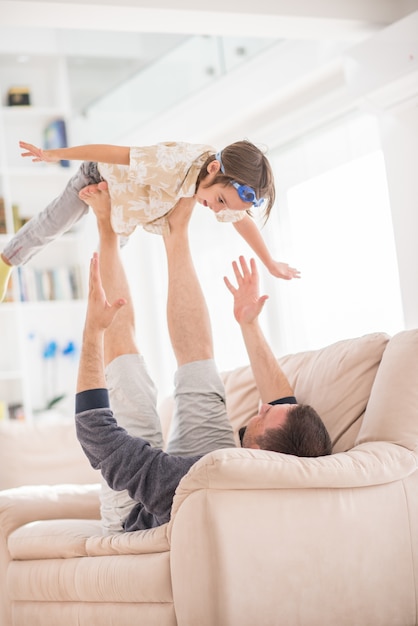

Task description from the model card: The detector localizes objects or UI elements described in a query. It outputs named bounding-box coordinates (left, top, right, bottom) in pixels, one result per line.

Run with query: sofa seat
left=7, top=518, right=174, bottom=626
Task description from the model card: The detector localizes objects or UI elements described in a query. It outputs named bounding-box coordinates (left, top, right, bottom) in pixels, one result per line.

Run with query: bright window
left=265, top=114, right=405, bottom=354
left=284, top=150, right=404, bottom=351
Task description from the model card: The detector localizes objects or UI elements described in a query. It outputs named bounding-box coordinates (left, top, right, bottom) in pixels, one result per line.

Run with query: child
left=0, top=139, right=300, bottom=301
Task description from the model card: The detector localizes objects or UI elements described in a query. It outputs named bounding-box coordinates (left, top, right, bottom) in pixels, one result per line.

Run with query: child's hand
left=19, top=141, right=60, bottom=163
left=268, top=260, right=301, bottom=280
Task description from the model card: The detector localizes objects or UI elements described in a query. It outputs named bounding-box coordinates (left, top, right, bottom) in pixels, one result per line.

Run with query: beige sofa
left=1, top=329, right=417, bottom=626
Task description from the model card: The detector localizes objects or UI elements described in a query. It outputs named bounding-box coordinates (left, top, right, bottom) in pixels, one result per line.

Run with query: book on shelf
left=7, top=402, right=25, bottom=420
left=0, top=197, right=6, bottom=234
left=17, top=264, right=84, bottom=302
left=7, top=86, right=31, bottom=107
left=44, top=119, right=70, bottom=168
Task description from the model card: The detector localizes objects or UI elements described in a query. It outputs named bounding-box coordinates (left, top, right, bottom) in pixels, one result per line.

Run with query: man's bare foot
left=167, top=197, right=196, bottom=233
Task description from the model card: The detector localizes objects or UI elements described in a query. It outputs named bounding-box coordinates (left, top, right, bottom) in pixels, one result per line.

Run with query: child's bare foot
left=79, top=181, right=108, bottom=202
left=79, top=184, right=112, bottom=224
left=167, top=197, right=196, bottom=233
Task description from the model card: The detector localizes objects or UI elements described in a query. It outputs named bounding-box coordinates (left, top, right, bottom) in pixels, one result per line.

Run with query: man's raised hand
left=85, top=253, right=126, bottom=332
left=224, top=256, right=269, bottom=325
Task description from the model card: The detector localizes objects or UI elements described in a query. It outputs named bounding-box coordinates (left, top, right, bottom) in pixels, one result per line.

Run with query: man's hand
left=224, top=256, right=269, bottom=325
left=85, top=253, right=126, bottom=332
left=19, top=140, right=60, bottom=163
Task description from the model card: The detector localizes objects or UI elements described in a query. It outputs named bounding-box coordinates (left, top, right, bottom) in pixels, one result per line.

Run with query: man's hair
left=257, top=404, right=332, bottom=457
left=197, top=140, right=276, bottom=223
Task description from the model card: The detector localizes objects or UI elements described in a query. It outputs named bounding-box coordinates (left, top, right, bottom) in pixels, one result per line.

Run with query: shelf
left=0, top=54, right=87, bottom=419
left=0, top=106, right=70, bottom=119
left=13, top=299, right=86, bottom=309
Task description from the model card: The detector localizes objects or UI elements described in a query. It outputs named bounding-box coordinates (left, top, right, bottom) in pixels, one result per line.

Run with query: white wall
left=379, top=104, right=418, bottom=329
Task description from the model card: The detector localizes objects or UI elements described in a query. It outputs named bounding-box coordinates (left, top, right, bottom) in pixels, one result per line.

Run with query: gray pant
left=3, top=162, right=102, bottom=265
left=101, top=354, right=236, bottom=533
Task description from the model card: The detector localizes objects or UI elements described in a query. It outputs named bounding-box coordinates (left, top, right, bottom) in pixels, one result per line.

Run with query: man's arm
left=75, top=405, right=198, bottom=523
left=76, top=252, right=126, bottom=393
left=20, top=141, right=130, bottom=165
left=76, top=252, right=198, bottom=523
left=224, top=256, right=294, bottom=403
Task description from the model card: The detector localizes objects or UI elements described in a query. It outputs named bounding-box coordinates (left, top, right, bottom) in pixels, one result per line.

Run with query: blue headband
left=216, top=151, right=264, bottom=208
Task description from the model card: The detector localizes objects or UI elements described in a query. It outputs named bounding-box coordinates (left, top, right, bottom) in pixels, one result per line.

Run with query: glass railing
left=75, top=35, right=278, bottom=140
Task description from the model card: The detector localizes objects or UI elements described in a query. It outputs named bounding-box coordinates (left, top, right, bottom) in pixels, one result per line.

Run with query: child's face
left=196, top=164, right=252, bottom=214
left=196, top=181, right=251, bottom=214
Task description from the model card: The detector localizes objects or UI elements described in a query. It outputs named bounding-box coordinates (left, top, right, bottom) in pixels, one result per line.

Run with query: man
left=75, top=188, right=331, bottom=534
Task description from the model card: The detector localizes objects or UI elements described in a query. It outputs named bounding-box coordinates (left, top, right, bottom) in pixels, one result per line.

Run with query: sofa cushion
left=9, top=519, right=101, bottom=559
left=356, top=329, right=418, bottom=450
left=222, top=332, right=390, bottom=451
left=8, top=519, right=169, bottom=560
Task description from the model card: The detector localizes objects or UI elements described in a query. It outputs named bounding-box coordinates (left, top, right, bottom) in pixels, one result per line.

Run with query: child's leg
left=1, top=161, right=101, bottom=267
left=88, top=186, right=164, bottom=533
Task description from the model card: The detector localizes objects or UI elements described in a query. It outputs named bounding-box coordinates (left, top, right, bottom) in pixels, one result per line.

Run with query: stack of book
left=17, top=265, right=84, bottom=301
left=0, top=198, right=6, bottom=234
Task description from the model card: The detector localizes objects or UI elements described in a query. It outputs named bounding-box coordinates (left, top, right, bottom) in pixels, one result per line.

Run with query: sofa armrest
left=0, top=483, right=100, bottom=538
left=0, top=483, right=101, bottom=626
left=171, top=442, right=417, bottom=505
left=169, top=444, right=418, bottom=626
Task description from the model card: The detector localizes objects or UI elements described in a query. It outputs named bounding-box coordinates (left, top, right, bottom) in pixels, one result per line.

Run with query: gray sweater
left=75, top=388, right=201, bottom=531
left=75, top=389, right=294, bottom=532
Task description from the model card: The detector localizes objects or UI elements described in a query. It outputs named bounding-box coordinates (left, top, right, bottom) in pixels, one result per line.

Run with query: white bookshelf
left=0, top=54, right=93, bottom=420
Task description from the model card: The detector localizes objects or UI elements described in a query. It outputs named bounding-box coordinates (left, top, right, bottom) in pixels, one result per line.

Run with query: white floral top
left=98, top=141, right=245, bottom=236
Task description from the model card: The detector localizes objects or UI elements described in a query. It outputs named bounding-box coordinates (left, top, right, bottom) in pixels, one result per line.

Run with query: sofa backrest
left=356, top=329, right=418, bottom=451
left=0, top=418, right=99, bottom=490
left=222, top=332, right=390, bottom=452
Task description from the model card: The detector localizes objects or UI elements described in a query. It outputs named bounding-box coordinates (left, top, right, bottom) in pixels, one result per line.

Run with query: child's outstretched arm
left=19, top=141, right=130, bottom=165
left=232, top=215, right=300, bottom=280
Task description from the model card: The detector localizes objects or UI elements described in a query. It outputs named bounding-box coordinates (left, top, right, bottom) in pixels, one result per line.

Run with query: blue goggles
left=216, top=151, right=264, bottom=208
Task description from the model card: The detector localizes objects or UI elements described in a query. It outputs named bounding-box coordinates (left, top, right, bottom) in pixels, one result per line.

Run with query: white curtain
left=267, top=112, right=404, bottom=354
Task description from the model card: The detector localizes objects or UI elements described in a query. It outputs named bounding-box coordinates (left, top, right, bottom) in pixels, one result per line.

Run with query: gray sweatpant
left=3, top=162, right=102, bottom=265
left=101, top=354, right=236, bottom=533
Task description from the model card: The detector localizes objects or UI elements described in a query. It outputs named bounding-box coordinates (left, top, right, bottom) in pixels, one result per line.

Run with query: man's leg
left=163, top=199, right=235, bottom=456
left=84, top=185, right=163, bottom=533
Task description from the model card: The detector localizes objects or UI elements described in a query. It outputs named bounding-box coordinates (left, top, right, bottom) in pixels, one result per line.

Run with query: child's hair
left=198, top=140, right=276, bottom=222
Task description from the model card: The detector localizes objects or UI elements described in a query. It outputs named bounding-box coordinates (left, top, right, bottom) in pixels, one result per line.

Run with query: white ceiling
left=0, top=0, right=416, bottom=118
left=1, top=0, right=417, bottom=40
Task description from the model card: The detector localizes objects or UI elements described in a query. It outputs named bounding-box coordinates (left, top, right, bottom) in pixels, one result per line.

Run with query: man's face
left=242, top=403, right=292, bottom=448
